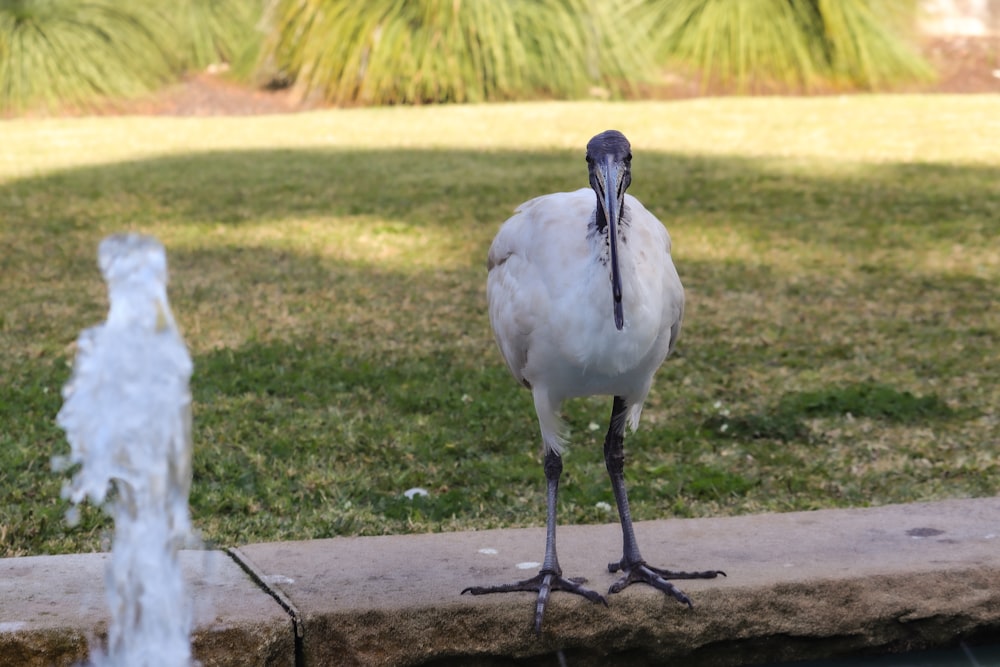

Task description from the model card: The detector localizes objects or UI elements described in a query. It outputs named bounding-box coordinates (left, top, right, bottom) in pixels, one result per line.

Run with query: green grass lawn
left=1, top=96, right=998, bottom=557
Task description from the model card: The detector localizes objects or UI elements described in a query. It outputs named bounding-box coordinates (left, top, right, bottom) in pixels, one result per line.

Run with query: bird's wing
left=488, top=193, right=592, bottom=385
left=662, top=232, right=685, bottom=358
left=487, top=201, right=544, bottom=388
left=622, top=194, right=685, bottom=357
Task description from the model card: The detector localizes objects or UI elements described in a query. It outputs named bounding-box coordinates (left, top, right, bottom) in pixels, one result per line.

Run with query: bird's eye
left=626, top=153, right=632, bottom=163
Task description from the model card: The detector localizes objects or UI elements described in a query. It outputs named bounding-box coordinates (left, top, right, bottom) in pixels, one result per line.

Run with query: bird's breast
left=554, top=258, right=664, bottom=377
left=540, top=220, right=671, bottom=382
left=487, top=189, right=682, bottom=398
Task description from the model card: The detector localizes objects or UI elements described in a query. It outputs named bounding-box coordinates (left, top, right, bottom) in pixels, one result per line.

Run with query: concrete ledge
left=0, top=550, right=294, bottom=667
left=235, top=497, right=1000, bottom=666
left=2, top=498, right=998, bottom=666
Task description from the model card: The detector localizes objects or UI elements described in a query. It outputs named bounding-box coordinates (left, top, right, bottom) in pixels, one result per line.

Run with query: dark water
left=763, top=643, right=1000, bottom=667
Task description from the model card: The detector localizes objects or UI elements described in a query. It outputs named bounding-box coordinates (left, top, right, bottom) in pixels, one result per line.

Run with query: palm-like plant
left=0, top=0, right=175, bottom=112
left=1, top=0, right=933, bottom=112
left=0, top=0, right=264, bottom=113
left=165, top=0, right=264, bottom=80
left=818, top=0, right=931, bottom=88
left=261, top=0, right=657, bottom=105
left=640, top=0, right=932, bottom=92
left=261, top=0, right=930, bottom=104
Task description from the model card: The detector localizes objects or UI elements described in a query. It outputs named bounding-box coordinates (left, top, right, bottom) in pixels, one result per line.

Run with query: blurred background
left=1, top=0, right=997, bottom=115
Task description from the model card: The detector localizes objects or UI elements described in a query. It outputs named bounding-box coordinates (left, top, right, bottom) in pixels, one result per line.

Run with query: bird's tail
left=627, top=402, right=643, bottom=433
left=533, top=390, right=568, bottom=455
left=610, top=399, right=643, bottom=435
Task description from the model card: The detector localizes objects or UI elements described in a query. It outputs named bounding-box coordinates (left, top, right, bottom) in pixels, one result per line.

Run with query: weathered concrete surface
left=0, top=550, right=294, bottom=667
left=2, top=499, right=997, bottom=666
left=234, top=497, right=1000, bottom=666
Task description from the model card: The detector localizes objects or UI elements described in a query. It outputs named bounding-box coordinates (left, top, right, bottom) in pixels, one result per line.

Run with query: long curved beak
left=597, top=159, right=625, bottom=330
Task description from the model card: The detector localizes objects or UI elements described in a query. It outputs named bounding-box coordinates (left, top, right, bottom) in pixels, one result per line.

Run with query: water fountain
left=55, top=233, right=196, bottom=667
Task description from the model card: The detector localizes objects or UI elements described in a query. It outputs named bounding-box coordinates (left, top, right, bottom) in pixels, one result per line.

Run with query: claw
left=607, top=560, right=725, bottom=605
left=463, top=570, right=608, bottom=634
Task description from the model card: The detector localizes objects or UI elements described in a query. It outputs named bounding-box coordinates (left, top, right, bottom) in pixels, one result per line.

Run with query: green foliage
left=0, top=0, right=175, bottom=111
left=166, top=0, right=264, bottom=79
left=640, top=0, right=932, bottom=91
left=0, top=0, right=936, bottom=111
left=817, top=0, right=931, bottom=87
left=260, top=0, right=655, bottom=104
left=0, top=0, right=264, bottom=112
left=259, top=0, right=932, bottom=104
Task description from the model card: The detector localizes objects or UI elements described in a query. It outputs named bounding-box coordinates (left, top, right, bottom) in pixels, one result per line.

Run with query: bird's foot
left=462, top=569, right=608, bottom=634
left=607, top=559, right=726, bottom=605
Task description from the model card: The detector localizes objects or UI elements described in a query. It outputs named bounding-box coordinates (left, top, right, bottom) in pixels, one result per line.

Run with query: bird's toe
left=608, top=560, right=723, bottom=606
left=463, top=570, right=608, bottom=634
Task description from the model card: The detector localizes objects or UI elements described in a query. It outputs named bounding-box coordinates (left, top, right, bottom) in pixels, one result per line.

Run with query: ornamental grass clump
left=641, top=0, right=932, bottom=92
left=260, top=0, right=656, bottom=104
left=0, top=0, right=262, bottom=112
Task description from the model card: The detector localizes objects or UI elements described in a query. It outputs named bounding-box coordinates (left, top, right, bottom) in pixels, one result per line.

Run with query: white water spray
left=56, top=234, right=196, bottom=667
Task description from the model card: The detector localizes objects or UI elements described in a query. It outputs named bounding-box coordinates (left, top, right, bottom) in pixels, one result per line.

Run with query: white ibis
left=463, top=130, right=723, bottom=634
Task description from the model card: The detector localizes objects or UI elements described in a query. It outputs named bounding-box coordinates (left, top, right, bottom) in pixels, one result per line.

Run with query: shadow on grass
left=4, top=145, right=996, bottom=359
left=703, top=381, right=960, bottom=444
left=2, top=145, right=998, bottom=258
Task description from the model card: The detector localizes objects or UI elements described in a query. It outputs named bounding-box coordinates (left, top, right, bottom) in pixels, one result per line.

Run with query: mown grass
left=1, top=96, right=998, bottom=557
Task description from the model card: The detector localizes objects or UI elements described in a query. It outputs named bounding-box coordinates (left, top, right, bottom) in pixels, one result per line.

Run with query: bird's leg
left=604, top=396, right=725, bottom=604
left=462, top=450, right=607, bottom=634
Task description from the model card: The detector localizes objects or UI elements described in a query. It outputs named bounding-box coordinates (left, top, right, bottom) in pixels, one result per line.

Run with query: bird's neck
left=587, top=204, right=630, bottom=271
left=594, top=202, right=610, bottom=234
left=589, top=203, right=630, bottom=237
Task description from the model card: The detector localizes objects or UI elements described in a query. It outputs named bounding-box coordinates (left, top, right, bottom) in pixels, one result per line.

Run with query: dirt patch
left=918, top=35, right=1000, bottom=92
left=102, top=73, right=303, bottom=117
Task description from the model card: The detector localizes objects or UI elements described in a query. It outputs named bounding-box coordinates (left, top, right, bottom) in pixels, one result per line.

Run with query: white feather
left=487, top=187, right=684, bottom=454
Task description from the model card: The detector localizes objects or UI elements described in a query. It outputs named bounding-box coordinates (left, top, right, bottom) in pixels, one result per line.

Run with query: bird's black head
left=586, top=130, right=632, bottom=201
left=585, top=130, right=632, bottom=331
